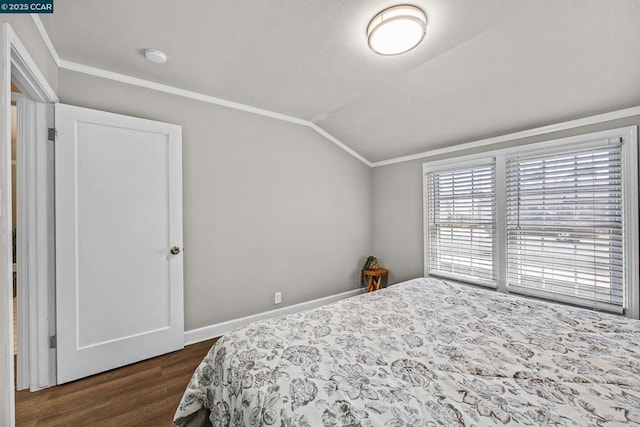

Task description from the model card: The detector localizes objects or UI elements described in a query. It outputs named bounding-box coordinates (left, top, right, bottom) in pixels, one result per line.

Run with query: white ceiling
left=40, top=0, right=640, bottom=163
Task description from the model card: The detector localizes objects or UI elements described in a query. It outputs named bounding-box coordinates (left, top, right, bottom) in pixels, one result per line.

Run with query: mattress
left=174, top=277, right=640, bottom=426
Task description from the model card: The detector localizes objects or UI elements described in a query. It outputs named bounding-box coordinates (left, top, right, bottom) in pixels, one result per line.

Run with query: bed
left=174, top=277, right=640, bottom=426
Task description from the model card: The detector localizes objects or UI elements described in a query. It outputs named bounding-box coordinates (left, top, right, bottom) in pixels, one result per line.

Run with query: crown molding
left=307, top=122, right=372, bottom=166
left=30, top=14, right=640, bottom=170
left=371, top=106, right=640, bottom=167
left=30, top=15, right=372, bottom=167
left=58, top=58, right=312, bottom=126
left=30, top=14, right=60, bottom=66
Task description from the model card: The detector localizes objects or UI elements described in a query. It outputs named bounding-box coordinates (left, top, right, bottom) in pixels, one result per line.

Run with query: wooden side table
left=364, top=268, right=388, bottom=292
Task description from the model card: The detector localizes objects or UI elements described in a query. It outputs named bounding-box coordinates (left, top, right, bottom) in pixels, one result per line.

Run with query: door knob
left=170, top=246, right=181, bottom=255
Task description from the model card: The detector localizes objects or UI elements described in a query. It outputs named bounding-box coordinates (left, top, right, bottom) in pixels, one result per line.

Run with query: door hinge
left=49, top=335, right=56, bottom=349
left=48, top=128, right=56, bottom=142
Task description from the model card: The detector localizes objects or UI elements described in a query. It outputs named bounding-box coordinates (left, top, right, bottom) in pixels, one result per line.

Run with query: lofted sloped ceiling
left=40, top=0, right=640, bottom=163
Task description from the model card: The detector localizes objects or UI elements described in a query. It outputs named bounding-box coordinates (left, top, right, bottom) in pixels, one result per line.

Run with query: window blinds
left=506, top=141, right=624, bottom=312
left=426, top=161, right=496, bottom=286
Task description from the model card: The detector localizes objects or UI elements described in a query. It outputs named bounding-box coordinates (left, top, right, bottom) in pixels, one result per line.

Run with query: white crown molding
left=58, top=58, right=313, bottom=126
left=371, top=106, right=640, bottom=167
left=30, top=15, right=60, bottom=66
left=30, top=14, right=640, bottom=170
left=184, top=288, right=364, bottom=345
left=30, top=15, right=372, bottom=166
left=307, top=122, right=372, bottom=166
left=58, top=59, right=374, bottom=166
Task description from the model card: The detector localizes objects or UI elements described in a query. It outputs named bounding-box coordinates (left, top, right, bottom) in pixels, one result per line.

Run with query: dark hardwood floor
left=16, top=339, right=217, bottom=426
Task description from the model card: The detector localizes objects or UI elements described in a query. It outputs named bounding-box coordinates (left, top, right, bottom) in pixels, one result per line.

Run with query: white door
left=55, top=104, right=184, bottom=384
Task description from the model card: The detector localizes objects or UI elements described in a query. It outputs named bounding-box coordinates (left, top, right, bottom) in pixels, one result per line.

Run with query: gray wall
left=372, top=115, right=640, bottom=284
left=7, top=15, right=638, bottom=328
left=371, top=162, right=424, bottom=284
left=57, top=70, right=372, bottom=330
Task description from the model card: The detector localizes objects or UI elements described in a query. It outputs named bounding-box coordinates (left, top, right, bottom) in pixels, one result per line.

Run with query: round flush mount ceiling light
left=367, top=5, right=427, bottom=56
left=144, top=49, right=167, bottom=64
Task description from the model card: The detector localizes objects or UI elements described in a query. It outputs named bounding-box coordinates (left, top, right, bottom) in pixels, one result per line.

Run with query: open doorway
left=9, top=83, right=57, bottom=394
left=1, top=23, right=59, bottom=424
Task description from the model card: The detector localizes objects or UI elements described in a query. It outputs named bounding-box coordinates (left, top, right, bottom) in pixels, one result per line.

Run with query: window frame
left=505, top=140, right=624, bottom=313
left=422, top=126, right=639, bottom=319
left=423, top=157, right=497, bottom=288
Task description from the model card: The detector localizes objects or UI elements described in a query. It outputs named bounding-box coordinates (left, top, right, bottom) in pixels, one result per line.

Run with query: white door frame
left=14, top=93, right=55, bottom=391
left=1, top=22, right=57, bottom=425
left=14, top=90, right=31, bottom=391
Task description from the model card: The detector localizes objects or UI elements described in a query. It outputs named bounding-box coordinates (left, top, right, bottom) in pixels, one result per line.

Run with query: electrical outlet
left=274, top=291, right=282, bottom=305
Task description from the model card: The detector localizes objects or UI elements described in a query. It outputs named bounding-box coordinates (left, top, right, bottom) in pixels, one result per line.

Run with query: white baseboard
left=183, top=288, right=364, bottom=346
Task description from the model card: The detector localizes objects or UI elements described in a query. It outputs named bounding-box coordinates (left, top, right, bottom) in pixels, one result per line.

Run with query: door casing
left=0, top=22, right=58, bottom=425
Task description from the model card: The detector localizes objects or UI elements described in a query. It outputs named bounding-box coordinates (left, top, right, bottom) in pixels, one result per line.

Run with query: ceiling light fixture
left=367, top=5, right=426, bottom=56
left=144, top=49, right=167, bottom=64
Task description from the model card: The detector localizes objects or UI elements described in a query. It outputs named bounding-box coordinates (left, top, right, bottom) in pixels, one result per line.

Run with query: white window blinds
left=506, top=141, right=624, bottom=312
left=426, top=160, right=496, bottom=286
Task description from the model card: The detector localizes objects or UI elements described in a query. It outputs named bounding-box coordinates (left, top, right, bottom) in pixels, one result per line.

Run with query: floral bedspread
left=174, top=278, right=640, bottom=426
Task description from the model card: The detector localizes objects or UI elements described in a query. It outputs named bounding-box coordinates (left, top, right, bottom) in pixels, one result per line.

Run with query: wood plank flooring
left=16, top=339, right=217, bottom=427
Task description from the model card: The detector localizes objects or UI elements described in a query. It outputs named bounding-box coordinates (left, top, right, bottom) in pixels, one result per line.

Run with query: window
left=425, top=159, right=496, bottom=287
left=423, top=127, right=638, bottom=318
left=506, top=142, right=623, bottom=312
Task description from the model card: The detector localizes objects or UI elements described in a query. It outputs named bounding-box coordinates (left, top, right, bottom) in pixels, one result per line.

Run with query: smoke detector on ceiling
left=144, top=49, right=167, bottom=64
